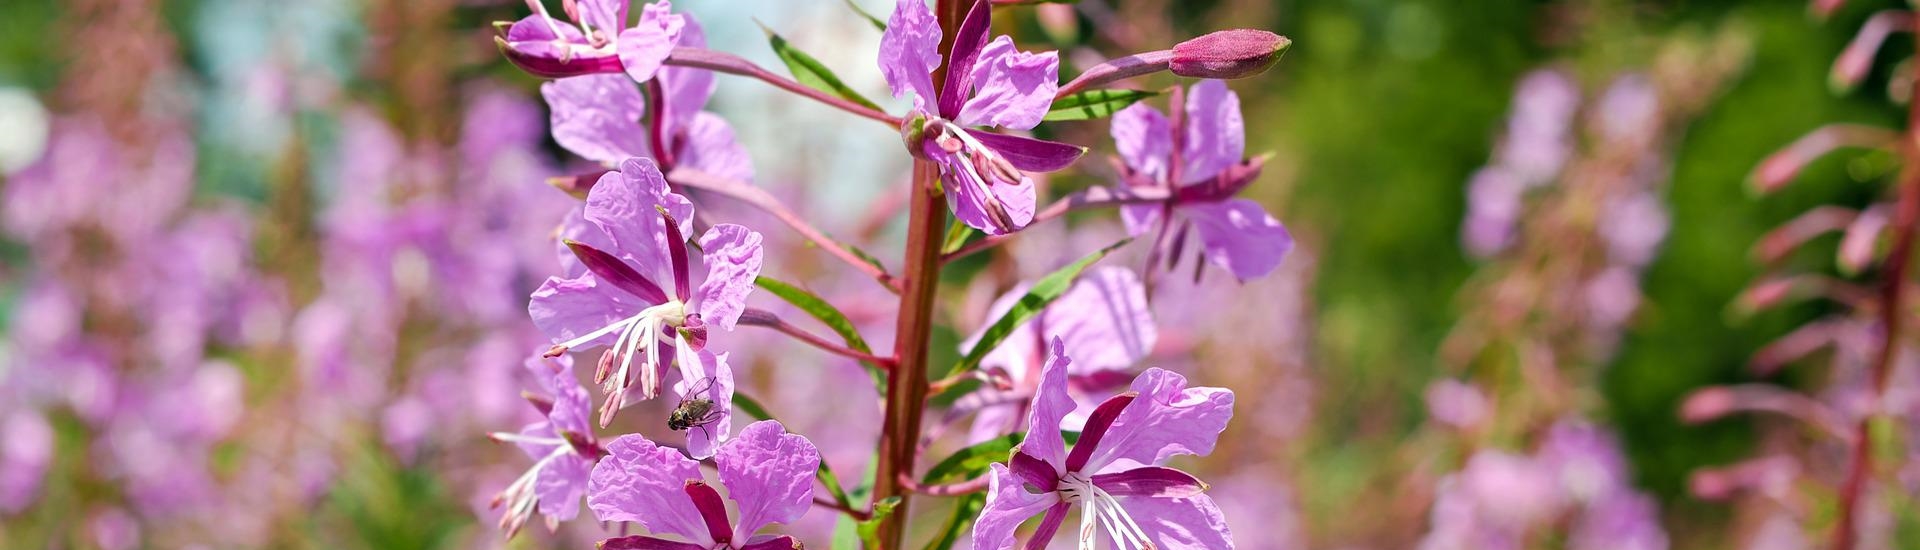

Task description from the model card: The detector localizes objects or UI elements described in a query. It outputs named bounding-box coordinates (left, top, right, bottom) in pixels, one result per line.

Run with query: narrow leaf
left=753, top=276, right=888, bottom=394
left=922, top=494, right=984, bottom=550
left=855, top=496, right=904, bottom=549
left=843, top=0, right=887, bottom=31
left=758, top=22, right=884, bottom=111
left=949, top=238, right=1132, bottom=376
left=924, top=433, right=1022, bottom=483
left=942, top=220, right=978, bottom=255
left=1043, top=89, right=1159, bottom=122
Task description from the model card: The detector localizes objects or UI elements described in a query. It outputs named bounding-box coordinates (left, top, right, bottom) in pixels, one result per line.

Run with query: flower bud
left=1171, top=30, right=1291, bottom=79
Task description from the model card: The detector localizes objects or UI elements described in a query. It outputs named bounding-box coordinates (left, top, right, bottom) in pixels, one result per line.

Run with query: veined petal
left=695, top=224, right=764, bottom=331
left=1118, top=493, right=1234, bottom=550
left=1081, top=368, right=1234, bottom=473
left=971, top=463, right=1062, bottom=550
left=660, top=16, right=715, bottom=134
left=1045, top=267, right=1155, bottom=376
left=1180, top=80, right=1245, bottom=184
left=578, top=0, right=629, bottom=37
left=879, top=0, right=941, bottom=105
left=677, top=112, right=755, bottom=184
left=1015, top=338, right=1075, bottom=472
left=969, top=131, right=1084, bottom=173
left=542, top=75, right=648, bottom=166
left=675, top=345, right=734, bottom=460
left=617, top=1, right=685, bottom=84
left=1091, top=466, right=1207, bottom=498
left=957, top=36, right=1060, bottom=131
left=939, top=0, right=995, bottom=120
left=1182, top=198, right=1293, bottom=281
left=530, top=275, right=641, bottom=349
left=534, top=454, right=592, bottom=520
left=587, top=434, right=713, bottom=544
left=600, top=536, right=708, bottom=550
left=1111, top=102, right=1171, bottom=181
left=584, top=158, right=696, bottom=284
left=566, top=239, right=671, bottom=305
left=717, top=420, right=819, bottom=540
left=557, top=208, right=615, bottom=279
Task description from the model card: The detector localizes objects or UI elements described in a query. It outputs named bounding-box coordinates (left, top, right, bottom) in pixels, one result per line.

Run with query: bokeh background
left=1, top=0, right=1915, bottom=548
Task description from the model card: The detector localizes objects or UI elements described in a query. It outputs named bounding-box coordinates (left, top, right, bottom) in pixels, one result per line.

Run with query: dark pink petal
left=498, top=19, right=625, bottom=79
left=737, top=535, right=804, bottom=550
left=1080, top=368, right=1233, bottom=473
left=556, top=208, right=615, bottom=279
left=970, top=131, right=1085, bottom=173
left=717, top=420, right=818, bottom=539
left=956, top=36, right=1060, bottom=131
left=971, top=463, right=1061, bottom=550
left=878, top=0, right=942, bottom=105
left=1064, top=393, right=1136, bottom=473
left=1179, top=80, right=1245, bottom=184
left=1008, top=451, right=1058, bottom=493
left=695, top=224, right=763, bottom=330
left=673, top=344, right=734, bottom=459
left=1111, top=102, right=1171, bottom=181
left=1091, top=466, right=1207, bottom=498
left=565, top=239, right=670, bottom=304
left=658, top=206, right=692, bottom=299
left=938, top=0, right=994, bottom=120
left=1014, top=338, right=1075, bottom=472
left=1170, top=29, right=1290, bottom=80
left=1116, top=493, right=1234, bottom=549
left=587, top=435, right=713, bottom=544
left=1021, top=502, right=1071, bottom=550
left=617, top=1, right=685, bottom=84
left=683, top=481, right=735, bottom=544
left=542, top=75, right=648, bottom=166
left=529, top=275, right=643, bottom=349
left=1182, top=198, right=1293, bottom=281
left=599, top=536, right=707, bottom=550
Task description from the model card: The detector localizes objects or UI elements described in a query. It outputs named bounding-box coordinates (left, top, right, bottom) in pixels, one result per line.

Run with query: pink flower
left=588, top=420, right=816, bottom=550
left=499, top=0, right=683, bottom=84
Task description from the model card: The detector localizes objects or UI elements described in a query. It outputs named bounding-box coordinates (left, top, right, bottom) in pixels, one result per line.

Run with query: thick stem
left=873, top=5, right=966, bottom=546
left=1832, top=16, right=1920, bottom=550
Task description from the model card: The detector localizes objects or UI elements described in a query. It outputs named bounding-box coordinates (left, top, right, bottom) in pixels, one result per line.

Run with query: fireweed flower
left=588, top=420, right=815, bottom=550
left=490, top=356, right=601, bottom=537
left=529, top=157, right=759, bottom=454
left=974, top=339, right=1234, bottom=549
left=960, top=267, right=1156, bottom=443
left=1110, top=80, right=1292, bottom=281
left=499, top=0, right=683, bottom=83
left=543, top=16, right=752, bottom=182
left=883, top=0, right=1085, bottom=235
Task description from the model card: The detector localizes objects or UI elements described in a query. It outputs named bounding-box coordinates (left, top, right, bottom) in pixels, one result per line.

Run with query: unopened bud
left=1171, top=30, right=1291, bottom=79
left=900, top=114, right=932, bottom=161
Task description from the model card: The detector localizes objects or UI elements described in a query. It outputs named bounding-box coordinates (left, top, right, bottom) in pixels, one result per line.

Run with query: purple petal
left=1111, top=102, right=1171, bottom=181
left=659, top=206, right=693, bottom=299
left=660, top=17, right=716, bottom=131
left=578, top=0, right=629, bottom=37
left=566, top=239, right=670, bottom=305
left=684, top=481, right=735, bottom=544
left=676, top=112, right=755, bottom=184
left=695, top=224, right=764, bottom=330
left=588, top=434, right=713, bottom=544
left=500, top=18, right=626, bottom=78
left=584, top=158, right=695, bottom=286
left=937, top=152, right=1036, bottom=236
left=1081, top=368, right=1234, bottom=473
left=617, top=1, right=685, bottom=84
left=1064, top=393, right=1134, bottom=473
left=1092, top=466, right=1207, bottom=498
left=1024, top=502, right=1071, bottom=550
left=542, top=75, right=648, bottom=166
left=1121, top=203, right=1162, bottom=237
left=1118, top=493, right=1234, bottom=550
left=546, top=361, right=596, bottom=439
left=600, top=536, right=707, bottom=550
left=675, top=344, right=734, bottom=460
left=1045, top=267, right=1155, bottom=375
left=970, top=131, right=1084, bottom=173
left=1014, top=338, right=1074, bottom=472
left=1008, top=451, right=1059, bottom=492
left=1180, top=80, right=1245, bottom=184
left=972, top=463, right=1062, bottom=550
left=557, top=208, right=615, bottom=278
left=939, top=0, right=994, bottom=120
left=957, top=36, right=1060, bottom=131
left=529, top=275, right=640, bottom=348
left=878, top=0, right=941, bottom=106
left=716, top=420, right=819, bottom=540
left=534, top=454, right=592, bottom=520
left=737, top=535, right=804, bottom=550
left=1181, top=198, right=1293, bottom=281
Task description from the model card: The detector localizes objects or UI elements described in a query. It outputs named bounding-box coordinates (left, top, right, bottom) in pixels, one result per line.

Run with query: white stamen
left=489, top=432, right=567, bottom=446
left=1058, top=472, right=1157, bottom=550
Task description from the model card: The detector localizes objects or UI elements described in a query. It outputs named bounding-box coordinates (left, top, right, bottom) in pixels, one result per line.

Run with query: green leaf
left=1043, top=89, right=1159, bottom=122
left=924, top=433, right=1023, bottom=483
left=922, top=494, right=985, bottom=550
left=948, top=238, right=1132, bottom=376
left=855, top=496, right=904, bottom=548
left=753, top=275, right=888, bottom=394
left=941, top=219, right=978, bottom=255
left=843, top=0, right=887, bottom=31
left=732, top=393, right=855, bottom=511
left=758, top=22, right=884, bottom=111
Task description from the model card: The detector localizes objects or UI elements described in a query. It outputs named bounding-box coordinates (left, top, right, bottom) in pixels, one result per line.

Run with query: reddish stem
left=663, top=47, right=903, bottom=127
left=667, top=167, right=901, bottom=293
left=737, top=308, right=897, bottom=368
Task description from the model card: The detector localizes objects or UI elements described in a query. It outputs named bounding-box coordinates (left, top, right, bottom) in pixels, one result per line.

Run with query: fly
left=667, top=376, right=723, bottom=439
